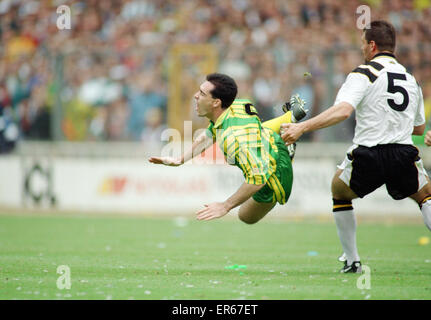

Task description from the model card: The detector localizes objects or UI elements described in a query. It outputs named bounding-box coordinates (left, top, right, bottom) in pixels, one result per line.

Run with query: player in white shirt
left=281, top=20, right=431, bottom=273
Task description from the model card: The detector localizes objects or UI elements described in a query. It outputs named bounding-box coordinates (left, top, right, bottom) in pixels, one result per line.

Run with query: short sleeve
left=334, top=72, right=370, bottom=108
left=414, top=85, right=426, bottom=126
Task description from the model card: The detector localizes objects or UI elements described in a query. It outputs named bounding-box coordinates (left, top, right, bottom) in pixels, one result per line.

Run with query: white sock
left=420, top=200, right=431, bottom=231
left=333, top=209, right=360, bottom=265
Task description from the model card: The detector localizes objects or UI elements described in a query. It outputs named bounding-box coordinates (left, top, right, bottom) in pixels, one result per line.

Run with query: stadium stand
left=0, top=0, right=430, bottom=147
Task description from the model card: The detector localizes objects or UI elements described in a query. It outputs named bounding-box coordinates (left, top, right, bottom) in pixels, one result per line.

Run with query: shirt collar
left=372, top=52, right=396, bottom=60
left=213, top=107, right=230, bottom=129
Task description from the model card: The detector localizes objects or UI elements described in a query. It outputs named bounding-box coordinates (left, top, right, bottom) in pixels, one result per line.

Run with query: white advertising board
left=0, top=156, right=420, bottom=217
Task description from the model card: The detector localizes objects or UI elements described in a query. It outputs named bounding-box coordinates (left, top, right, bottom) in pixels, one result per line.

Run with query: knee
left=331, top=175, right=344, bottom=199
left=238, top=214, right=259, bottom=225
left=422, top=184, right=431, bottom=199
left=331, top=187, right=349, bottom=202
left=332, top=176, right=356, bottom=201
left=412, top=184, right=431, bottom=205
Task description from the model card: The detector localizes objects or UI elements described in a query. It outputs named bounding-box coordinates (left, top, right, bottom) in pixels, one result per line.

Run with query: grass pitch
left=0, top=213, right=430, bottom=300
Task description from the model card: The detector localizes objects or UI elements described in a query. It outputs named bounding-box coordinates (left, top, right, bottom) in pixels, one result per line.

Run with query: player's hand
left=148, top=156, right=182, bottom=166
left=196, top=202, right=229, bottom=221
left=425, top=131, right=431, bottom=146
left=280, top=122, right=304, bottom=145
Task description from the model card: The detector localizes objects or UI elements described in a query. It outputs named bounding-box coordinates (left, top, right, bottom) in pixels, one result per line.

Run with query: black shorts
left=338, top=144, right=428, bottom=200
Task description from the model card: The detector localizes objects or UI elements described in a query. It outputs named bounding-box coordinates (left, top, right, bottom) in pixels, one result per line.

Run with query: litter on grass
left=224, top=264, right=247, bottom=270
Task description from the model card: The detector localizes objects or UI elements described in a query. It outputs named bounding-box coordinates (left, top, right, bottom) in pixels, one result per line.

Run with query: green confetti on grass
left=225, top=264, right=247, bottom=270
left=2, top=215, right=430, bottom=299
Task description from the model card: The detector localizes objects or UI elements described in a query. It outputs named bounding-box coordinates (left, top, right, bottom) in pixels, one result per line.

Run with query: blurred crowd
left=0, top=0, right=431, bottom=150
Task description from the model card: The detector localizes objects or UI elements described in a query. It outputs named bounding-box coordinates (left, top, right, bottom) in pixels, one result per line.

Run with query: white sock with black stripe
left=333, top=199, right=360, bottom=266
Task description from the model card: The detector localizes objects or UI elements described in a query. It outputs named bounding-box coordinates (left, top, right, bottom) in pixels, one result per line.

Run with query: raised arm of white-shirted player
left=280, top=69, right=370, bottom=145
left=281, top=101, right=355, bottom=145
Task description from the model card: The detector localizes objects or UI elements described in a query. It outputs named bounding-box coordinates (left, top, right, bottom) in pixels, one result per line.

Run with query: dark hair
left=364, top=20, right=396, bottom=52
left=206, top=73, right=238, bottom=109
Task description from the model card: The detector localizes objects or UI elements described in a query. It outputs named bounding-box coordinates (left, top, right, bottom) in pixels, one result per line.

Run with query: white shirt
left=334, top=52, right=425, bottom=147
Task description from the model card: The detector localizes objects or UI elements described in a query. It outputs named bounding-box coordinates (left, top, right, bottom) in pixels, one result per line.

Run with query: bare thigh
left=238, top=198, right=276, bottom=224
left=332, top=169, right=358, bottom=201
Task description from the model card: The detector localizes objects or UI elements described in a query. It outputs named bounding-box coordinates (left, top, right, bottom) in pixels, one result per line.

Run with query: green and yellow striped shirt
left=206, top=99, right=283, bottom=188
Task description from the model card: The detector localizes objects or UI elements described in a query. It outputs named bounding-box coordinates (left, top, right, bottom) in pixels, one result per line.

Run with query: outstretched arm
left=280, top=102, right=354, bottom=145
left=149, top=130, right=214, bottom=166
left=196, top=182, right=265, bottom=221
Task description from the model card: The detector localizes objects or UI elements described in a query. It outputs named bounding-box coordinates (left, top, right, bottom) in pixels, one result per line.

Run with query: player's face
left=361, top=32, right=373, bottom=62
left=194, top=81, right=217, bottom=118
